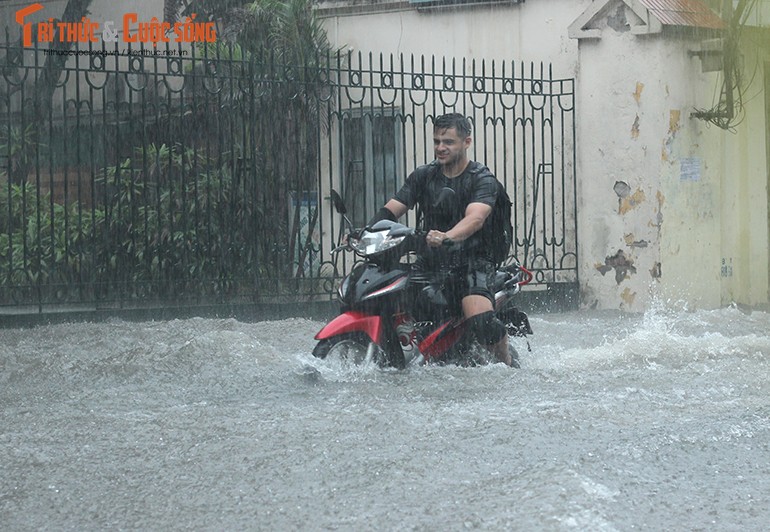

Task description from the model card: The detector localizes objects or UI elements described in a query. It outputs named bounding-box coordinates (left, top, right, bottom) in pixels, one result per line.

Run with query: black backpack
left=483, top=175, right=514, bottom=267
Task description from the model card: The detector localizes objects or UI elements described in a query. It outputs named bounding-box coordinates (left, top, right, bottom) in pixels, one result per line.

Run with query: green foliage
left=0, top=125, right=47, bottom=183
left=0, top=142, right=289, bottom=302
left=244, top=0, right=336, bottom=61
left=0, top=179, right=100, bottom=290
left=93, top=142, right=264, bottom=298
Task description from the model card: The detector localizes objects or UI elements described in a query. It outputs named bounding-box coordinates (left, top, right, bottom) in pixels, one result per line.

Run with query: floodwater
left=1, top=304, right=769, bottom=531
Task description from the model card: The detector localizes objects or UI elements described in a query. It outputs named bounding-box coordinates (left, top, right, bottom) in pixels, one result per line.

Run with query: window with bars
left=340, top=111, right=403, bottom=227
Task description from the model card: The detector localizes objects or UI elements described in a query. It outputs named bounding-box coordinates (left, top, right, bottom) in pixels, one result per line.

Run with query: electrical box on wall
left=689, top=38, right=724, bottom=73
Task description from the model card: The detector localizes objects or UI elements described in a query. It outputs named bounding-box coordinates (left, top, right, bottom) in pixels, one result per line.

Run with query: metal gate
left=319, top=53, right=578, bottom=301
left=0, top=36, right=577, bottom=315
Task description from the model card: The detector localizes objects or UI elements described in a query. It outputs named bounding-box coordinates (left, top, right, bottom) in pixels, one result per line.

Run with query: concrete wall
left=319, top=0, right=590, bottom=75
left=576, top=16, right=768, bottom=310
left=577, top=28, right=724, bottom=310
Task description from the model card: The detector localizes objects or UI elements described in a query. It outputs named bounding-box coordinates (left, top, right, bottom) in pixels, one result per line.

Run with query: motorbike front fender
left=314, top=311, right=383, bottom=344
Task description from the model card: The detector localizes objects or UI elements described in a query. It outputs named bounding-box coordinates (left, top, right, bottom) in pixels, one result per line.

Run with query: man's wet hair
left=434, top=113, right=472, bottom=139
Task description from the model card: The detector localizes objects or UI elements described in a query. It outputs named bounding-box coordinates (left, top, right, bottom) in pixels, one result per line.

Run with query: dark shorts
left=461, top=257, right=496, bottom=305
left=416, top=253, right=496, bottom=307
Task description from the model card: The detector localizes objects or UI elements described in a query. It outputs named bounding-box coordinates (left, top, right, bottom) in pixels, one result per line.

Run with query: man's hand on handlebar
left=426, top=230, right=453, bottom=248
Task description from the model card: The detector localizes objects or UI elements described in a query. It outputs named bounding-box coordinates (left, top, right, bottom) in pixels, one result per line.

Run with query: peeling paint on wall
left=653, top=191, right=665, bottom=226
left=613, top=181, right=646, bottom=214
left=631, top=114, right=640, bottom=139
left=620, top=287, right=636, bottom=307
left=662, top=110, right=681, bottom=162
left=633, top=82, right=644, bottom=104
left=619, top=189, right=645, bottom=215
left=596, top=249, right=637, bottom=284
left=669, top=109, right=680, bottom=134
left=624, top=233, right=649, bottom=248
left=650, top=262, right=662, bottom=280
left=614, top=181, right=631, bottom=198
left=607, top=3, right=632, bottom=33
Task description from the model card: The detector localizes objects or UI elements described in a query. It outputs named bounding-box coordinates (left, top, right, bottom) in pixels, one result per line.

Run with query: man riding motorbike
left=367, top=113, right=514, bottom=366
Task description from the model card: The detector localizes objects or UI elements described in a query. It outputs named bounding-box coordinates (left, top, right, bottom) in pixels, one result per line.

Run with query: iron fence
left=0, top=34, right=577, bottom=315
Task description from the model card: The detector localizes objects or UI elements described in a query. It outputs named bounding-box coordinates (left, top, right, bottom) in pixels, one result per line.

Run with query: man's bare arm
left=427, top=202, right=491, bottom=247
left=383, top=199, right=409, bottom=219
left=445, top=202, right=492, bottom=241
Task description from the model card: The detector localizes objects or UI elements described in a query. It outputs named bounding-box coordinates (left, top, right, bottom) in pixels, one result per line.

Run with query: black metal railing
left=1, top=34, right=577, bottom=314
left=321, top=53, right=578, bottom=294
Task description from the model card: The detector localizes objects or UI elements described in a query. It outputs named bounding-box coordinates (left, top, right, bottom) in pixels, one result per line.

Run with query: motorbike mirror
left=432, top=186, right=456, bottom=208
left=330, top=189, right=355, bottom=235
left=329, top=189, right=347, bottom=214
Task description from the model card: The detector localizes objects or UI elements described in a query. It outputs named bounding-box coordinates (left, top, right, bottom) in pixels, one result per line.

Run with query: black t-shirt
left=393, top=160, right=498, bottom=260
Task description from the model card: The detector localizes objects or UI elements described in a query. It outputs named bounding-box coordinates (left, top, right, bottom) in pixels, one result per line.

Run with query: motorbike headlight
left=349, top=231, right=405, bottom=255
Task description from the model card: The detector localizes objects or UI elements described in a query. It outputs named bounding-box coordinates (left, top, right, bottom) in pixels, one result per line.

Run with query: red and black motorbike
left=313, top=190, right=533, bottom=368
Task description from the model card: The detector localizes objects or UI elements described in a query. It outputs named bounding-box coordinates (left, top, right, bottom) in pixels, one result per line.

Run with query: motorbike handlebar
left=339, top=227, right=459, bottom=256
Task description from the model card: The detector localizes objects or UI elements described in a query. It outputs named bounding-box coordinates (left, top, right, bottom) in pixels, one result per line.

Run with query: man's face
left=433, top=127, right=470, bottom=167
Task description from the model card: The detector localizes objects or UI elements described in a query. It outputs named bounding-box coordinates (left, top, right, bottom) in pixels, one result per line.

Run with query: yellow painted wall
left=715, top=30, right=769, bottom=306
left=657, top=27, right=769, bottom=308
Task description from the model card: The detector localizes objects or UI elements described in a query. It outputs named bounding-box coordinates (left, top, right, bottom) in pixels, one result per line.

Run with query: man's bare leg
left=462, top=294, right=512, bottom=366
left=490, top=334, right=512, bottom=366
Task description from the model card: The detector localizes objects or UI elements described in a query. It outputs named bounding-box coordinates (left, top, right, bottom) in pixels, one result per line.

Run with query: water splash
left=527, top=305, right=770, bottom=372
left=294, top=351, right=384, bottom=383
